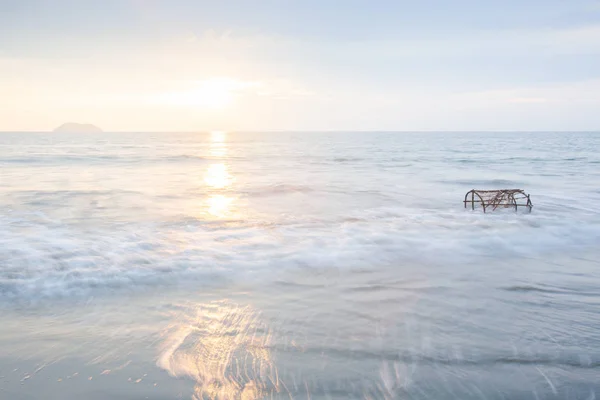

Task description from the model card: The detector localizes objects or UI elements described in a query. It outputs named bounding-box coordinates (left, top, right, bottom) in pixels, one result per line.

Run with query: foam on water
left=1, top=131, right=600, bottom=301
left=1, top=204, right=599, bottom=300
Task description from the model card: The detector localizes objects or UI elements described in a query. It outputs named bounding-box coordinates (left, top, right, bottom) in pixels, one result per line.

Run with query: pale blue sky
left=1, top=0, right=600, bottom=131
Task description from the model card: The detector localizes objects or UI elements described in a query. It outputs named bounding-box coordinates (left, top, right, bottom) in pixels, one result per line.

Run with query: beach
left=2, top=131, right=600, bottom=399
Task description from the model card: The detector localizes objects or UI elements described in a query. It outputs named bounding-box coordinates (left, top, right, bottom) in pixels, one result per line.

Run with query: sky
left=1, top=0, right=600, bottom=131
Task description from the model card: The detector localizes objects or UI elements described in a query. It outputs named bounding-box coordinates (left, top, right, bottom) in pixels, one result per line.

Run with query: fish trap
left=464, top=189, right=533, bottom=212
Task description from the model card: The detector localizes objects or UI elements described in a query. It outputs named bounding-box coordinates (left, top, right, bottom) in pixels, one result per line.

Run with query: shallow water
left=1, top=131, right=600, bottom=399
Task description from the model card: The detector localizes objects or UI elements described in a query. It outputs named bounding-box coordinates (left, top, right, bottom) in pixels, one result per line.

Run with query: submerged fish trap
left=464, top=189, right=533, bottom=212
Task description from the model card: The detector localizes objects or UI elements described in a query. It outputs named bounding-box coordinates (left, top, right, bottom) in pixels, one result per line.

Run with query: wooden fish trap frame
left=464, top=189, right=533, bottom=212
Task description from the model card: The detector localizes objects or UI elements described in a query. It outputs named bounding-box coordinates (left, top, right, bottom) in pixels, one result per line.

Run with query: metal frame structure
left=464, top=189, right=533, bottom=212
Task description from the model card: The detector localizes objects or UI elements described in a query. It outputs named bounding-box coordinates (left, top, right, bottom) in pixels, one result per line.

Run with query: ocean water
left=1, top=131, right=600, bottom=399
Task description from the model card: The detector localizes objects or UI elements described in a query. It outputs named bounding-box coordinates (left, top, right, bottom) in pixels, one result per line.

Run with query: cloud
left=252, top=79, right=317, bottom=99
left=458, top=79, right=600, bottom=106
left=335, top=24, right=600, bottom=60
left=507, top=97, right=549, bottom=104
left=149, top=76, right=318, bottom=110
left=2, top=18, right=600, bottom=131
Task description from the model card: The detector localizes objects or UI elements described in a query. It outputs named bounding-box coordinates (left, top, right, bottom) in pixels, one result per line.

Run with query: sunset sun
left=156, top=78, right=259, bottom=110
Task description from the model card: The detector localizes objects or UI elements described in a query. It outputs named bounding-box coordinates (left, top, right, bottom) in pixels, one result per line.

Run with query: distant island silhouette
left=53, top=123, right=103, bottom=133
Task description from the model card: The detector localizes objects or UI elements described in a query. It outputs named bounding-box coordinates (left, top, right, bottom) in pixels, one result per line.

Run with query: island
left=53, top=123, right=103, bottom=133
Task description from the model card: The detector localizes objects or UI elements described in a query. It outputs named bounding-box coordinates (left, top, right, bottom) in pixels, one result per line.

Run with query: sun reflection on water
left=209, top=131, right=228, bottom=158
left=204, top=163, right=231, bottom=189
left=204, top=131, right=235, bottom=219
left=207, top=195, right=234, bottom=218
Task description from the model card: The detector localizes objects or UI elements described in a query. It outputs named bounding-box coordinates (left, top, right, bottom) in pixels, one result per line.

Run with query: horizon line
left=2, top=130, right=600, bottom=134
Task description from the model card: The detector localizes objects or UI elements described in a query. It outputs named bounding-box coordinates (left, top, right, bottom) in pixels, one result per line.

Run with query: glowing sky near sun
left=1, top=0, right=600, bottom=131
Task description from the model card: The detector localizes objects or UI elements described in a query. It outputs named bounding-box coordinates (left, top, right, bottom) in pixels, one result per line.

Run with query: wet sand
left=2, top=256, right=600, bottom=399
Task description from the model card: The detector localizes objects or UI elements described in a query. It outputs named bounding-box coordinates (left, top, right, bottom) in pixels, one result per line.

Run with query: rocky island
left=53, top=123, right=103, bottom=133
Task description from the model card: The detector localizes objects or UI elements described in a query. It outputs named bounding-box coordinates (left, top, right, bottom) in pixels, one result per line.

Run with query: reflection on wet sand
left=157, top=301, right=280, bottom=400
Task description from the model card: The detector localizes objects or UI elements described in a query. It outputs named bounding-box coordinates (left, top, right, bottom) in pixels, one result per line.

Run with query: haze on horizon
left=1, top=0, right=600, bottom=132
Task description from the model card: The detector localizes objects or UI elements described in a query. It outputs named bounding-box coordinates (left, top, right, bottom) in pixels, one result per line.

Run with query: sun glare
left=156, top=78, right=259, bottom=110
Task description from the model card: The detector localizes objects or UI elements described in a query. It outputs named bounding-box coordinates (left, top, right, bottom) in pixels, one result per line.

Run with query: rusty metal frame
left=464, top=189, right=533, bottom=213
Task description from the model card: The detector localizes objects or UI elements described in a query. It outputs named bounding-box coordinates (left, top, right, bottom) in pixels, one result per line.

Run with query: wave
left=266, top=344, right=600, bottom=369
left=451, top=179, right=522, bottom=188
left=161, top=155, right=206, bottom=162
left=331, top=157, right=364, bottom=163
left=243, top=183, right=314, bottom=197
left=501, top=285, right=600, bottom=297
left=1, top=154, right=206, bottom=165
left=501, top=285, right=561, bottom=293
left=9, top=189, right=142, bottom=197
left=1, top=206, right=600, bottom=302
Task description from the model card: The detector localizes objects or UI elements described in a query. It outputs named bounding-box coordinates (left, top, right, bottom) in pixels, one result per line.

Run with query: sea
left=1, top=131, right=599, bottom=399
